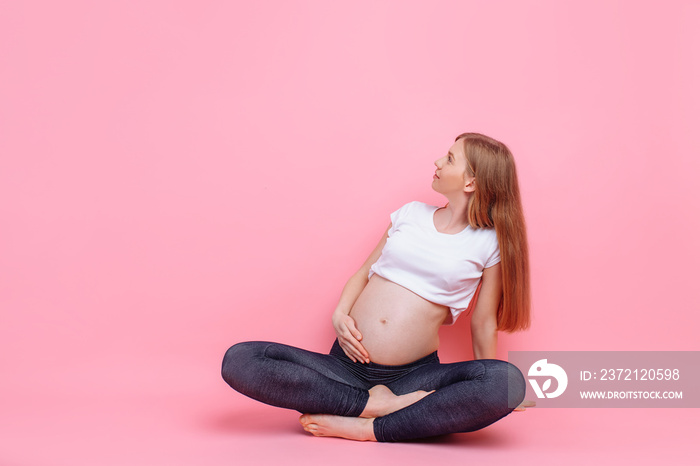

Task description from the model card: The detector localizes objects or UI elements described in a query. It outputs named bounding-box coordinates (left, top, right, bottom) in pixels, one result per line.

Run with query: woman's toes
left=303, top=423, right=316, bottom=432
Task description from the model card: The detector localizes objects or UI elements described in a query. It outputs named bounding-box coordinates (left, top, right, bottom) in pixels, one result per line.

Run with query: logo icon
left=528, top=359, right=568, bottom=398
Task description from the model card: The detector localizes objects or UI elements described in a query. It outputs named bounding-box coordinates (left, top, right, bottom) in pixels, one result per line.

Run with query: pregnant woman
left=222, top=132, right=533, bottom=442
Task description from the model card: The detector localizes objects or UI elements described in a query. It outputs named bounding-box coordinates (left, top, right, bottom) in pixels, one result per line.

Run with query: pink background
left=2, top=1, right=698, bottom=465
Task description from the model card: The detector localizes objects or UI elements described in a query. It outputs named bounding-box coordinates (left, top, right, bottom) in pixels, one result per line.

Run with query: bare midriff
left=348, top=274, right=450, bottom=365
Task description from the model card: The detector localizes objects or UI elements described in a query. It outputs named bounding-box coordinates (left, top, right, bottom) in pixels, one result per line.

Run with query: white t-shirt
left=368, top=201, right=501, bottom=325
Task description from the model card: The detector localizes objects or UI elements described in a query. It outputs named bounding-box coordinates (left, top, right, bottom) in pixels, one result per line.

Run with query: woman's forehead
left=448, top=140, right=466, bottom=159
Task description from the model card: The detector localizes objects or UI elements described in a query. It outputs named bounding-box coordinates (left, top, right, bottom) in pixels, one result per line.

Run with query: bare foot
left=360, top=385, right=434, bottom=418
left=299, top=414, right=376, bottom=441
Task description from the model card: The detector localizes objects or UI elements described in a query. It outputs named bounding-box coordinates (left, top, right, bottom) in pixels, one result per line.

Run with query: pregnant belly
left=348, top=274, right=449, bottom=365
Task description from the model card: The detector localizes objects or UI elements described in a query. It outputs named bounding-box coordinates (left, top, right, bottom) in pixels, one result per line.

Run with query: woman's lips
left=433, top=173, right=439, bottom=179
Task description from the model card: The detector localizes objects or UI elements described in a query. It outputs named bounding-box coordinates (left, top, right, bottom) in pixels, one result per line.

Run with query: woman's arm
left=470, top=262, right=502, bottom=360
left=332, top=223, right=391, bottom=363
left=471, top=264, right=537, bottom=412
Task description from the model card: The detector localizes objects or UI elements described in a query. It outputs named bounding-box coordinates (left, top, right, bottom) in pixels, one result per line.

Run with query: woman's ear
left=463, top=177, right=476, bottom=193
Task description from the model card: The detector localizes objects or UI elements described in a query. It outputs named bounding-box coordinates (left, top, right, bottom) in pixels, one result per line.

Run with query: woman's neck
left=439, top=194, right=471, bottom=231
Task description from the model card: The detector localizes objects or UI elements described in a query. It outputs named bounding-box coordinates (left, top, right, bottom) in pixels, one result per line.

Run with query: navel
left=380, top=318, right=388, bottom=324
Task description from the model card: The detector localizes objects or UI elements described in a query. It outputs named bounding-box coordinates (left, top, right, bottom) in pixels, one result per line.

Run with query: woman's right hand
left=332, top=312, right=370, bottom=364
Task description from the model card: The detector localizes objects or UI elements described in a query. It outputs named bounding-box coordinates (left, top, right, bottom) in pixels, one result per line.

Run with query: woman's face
left=432, top=140, right=475, bottom=195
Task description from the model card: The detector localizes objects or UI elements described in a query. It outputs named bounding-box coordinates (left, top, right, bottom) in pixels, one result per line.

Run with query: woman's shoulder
left=391, top=200, right=435, bottom=217
left=400, top=200, right=436, bottom=211
left=388, top=201, right=430, bottom=226
left=474, top=225, right=499, bottom=248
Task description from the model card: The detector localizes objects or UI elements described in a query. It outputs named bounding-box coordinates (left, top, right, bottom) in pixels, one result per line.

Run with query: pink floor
left=3, top=356, right=696, bottom=466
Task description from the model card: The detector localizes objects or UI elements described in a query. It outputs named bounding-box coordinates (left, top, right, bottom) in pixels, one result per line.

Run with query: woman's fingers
left=334, top=316, right=370, bottom=363
left=343, top=317, right=363, bottom=342
left=344, top=349, right=357, bottom=363
left=345, top=333, right=369, bottom=361
left=343, top=338, right=367, bottom=362
left=340, top=321, right=369, bottom=360
left=350, top=326, right=362, bottom=341
left=339, top=334, right=369, bottom=363
left=341, top=344, right=361, bottom=363
left=514, top=400, right=536, bottom=411
left=350, top=341, right=370, bottom=363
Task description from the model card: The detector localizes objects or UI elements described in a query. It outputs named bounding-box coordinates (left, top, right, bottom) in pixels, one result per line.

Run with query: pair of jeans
left=221, top=339, right=526, bottom=442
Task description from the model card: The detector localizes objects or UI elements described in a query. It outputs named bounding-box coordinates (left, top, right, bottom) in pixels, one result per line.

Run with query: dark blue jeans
left=221, top=339, right=526, bottom=442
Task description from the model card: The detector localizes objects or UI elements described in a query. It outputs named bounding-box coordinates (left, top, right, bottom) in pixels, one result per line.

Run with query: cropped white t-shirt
left=368, top=201, right=501, bottom=325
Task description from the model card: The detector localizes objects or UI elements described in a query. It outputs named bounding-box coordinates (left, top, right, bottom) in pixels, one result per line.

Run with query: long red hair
left=456, top=132, right=531, bottom=332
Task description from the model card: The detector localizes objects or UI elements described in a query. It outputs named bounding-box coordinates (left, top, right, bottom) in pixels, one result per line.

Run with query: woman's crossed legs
left=221, top=340, right=526, bottom=442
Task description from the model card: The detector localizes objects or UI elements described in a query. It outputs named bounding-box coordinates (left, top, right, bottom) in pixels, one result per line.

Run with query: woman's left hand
left=513, top=400, right=536, bottom=411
